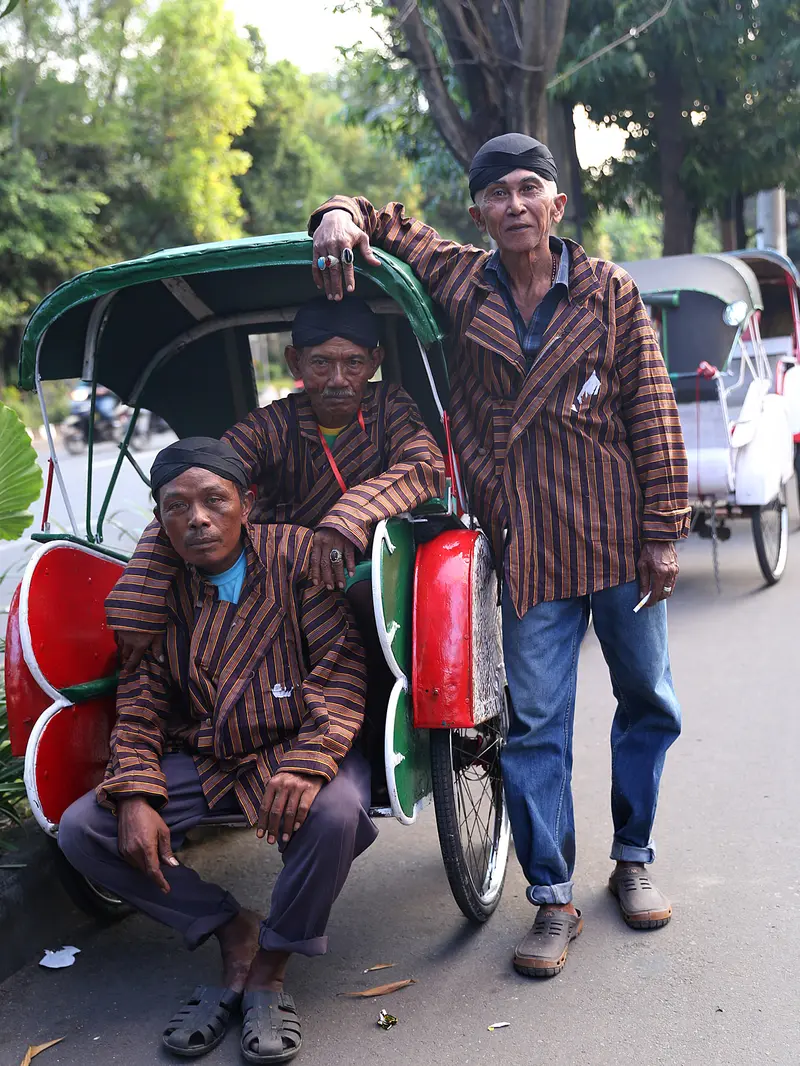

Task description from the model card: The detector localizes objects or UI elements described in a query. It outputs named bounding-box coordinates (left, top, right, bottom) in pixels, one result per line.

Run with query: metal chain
left=710, top=506, right=722, bottom=594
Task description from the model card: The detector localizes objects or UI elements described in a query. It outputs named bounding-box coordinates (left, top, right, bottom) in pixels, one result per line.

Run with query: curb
left=0, top=819, right=90, bottom=983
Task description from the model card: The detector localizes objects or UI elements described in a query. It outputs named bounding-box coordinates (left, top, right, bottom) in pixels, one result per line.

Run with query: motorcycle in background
left=61, top=383, right=161, bottom=454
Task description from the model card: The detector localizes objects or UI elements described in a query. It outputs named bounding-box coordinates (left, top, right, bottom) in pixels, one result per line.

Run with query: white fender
left=734, top=393, right=794, bottom=505
left=780, top=364, right=800, bottom=436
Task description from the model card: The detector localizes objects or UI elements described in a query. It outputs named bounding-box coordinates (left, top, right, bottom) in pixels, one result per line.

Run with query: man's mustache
left=322, top=387, right=356, bottom=399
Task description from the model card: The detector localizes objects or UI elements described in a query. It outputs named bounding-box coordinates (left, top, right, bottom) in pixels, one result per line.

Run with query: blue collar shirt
left=484, top=236, right=570, bottom=366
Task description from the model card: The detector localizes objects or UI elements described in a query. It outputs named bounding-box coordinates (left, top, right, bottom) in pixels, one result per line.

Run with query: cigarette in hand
left=633, top=591, right=651, bottom=614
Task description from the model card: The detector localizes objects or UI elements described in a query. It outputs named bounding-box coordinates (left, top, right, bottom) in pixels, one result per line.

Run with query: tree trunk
left=720, top=196, right=736, bottom=251
left=654, top=56, right=694, bottom=255
left=391, top=0, right=571, bottom=173
left=735, top=191, right=747, bottom=249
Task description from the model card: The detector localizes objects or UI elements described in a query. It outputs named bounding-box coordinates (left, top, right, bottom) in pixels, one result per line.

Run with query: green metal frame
left=31, top=531, right=131, bottom=562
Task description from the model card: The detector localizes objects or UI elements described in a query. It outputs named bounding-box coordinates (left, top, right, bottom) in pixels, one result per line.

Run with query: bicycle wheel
left=752, top=490, right=789, bottom=585
left=430, top=697, right=511, bottom=923
left=48, top=840, right=132, bottom=924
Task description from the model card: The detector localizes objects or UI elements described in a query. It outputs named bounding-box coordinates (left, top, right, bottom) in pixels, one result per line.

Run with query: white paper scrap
left=488, top=1022, right=511, bottom=1031
left=39, top=946, right=81, bottom=969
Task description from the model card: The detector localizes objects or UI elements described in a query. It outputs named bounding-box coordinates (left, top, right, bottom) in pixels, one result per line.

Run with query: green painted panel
left=375, top=517, right=415, bottom=678
left=387, top=681, right=431, bottom=821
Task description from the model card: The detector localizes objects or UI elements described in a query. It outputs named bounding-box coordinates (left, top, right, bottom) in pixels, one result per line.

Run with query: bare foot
left=244, top=948, right=291, bottom=994
left=216, top=909, right=261, bottom=992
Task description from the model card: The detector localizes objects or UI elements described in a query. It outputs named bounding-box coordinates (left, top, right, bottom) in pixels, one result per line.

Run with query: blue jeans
left=500, top=581, right=681, bottom=905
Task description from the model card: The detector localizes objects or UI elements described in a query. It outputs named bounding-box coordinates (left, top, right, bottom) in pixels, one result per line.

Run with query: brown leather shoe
left=513, top=907, right=583, bottom=978
left=609, top=865, right=672, bottom=929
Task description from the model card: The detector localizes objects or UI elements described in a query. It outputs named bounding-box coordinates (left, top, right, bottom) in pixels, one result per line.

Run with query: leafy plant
left=0, top=403, right=43, bottom=541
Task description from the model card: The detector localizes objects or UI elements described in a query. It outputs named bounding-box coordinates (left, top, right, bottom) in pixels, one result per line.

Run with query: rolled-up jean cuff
left=259, top=926, right=328, bottom=958
left=610, top=840, right=656, bottom=864
left=526, top=881, right=573, bottom=906
left=184, top=892, right=240, bottom=950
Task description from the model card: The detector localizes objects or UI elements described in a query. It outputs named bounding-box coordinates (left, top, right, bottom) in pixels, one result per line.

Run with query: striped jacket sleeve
left=310, top=197, right=485, bottom=316
left=318, top=386, right=447, bottom=550
left=614, top=271, right=691, bottom=541
left=95, top=652, right=173, bottom=810
left=105, top=409, right=282, bottom=633
left=275, top=579, right=366, bottom=781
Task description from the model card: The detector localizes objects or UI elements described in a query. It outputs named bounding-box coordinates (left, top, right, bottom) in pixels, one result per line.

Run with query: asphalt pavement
left=1, top=478, right=799, bottom=1066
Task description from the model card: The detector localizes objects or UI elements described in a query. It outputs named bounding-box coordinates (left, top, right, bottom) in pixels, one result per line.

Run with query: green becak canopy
left=18, top=233, right=448, bottom=441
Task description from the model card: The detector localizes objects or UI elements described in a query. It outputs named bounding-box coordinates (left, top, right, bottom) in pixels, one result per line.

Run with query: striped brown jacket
left=310, top=198, right=690, bottom=616
left=106, top=382, right=445, bottom=633
left=98, top=524, right=366, bottom=822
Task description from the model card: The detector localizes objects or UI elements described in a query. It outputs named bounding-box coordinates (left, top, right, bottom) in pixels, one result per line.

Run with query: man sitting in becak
left=59, top=438, right=373, bottom=1064
left=108, top=294, right=445, bottom=670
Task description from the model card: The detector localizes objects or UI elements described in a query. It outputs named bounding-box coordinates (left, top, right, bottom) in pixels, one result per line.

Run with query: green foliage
left=585, top=208, right=721, bottom=262
left=0, top=402, right=42, bottom=540
left=0, top=141, right=105, bottom=347
left=0, top=382, right=69, bottom=426
left=563, top=0, right=800, bottom=248
left=128, top=0, right=263, bottom=245
left=235, top=49, right=423, bottom=236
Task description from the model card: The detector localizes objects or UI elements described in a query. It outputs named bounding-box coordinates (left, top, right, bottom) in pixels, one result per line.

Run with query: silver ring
left=326, top=255, right=340, bottom=268
left=341, top=247, right=354, bottom=265
left=664, top=585, right=674, bottom=594
left=317, top=256, right=327, bottom=271
left=329, top=548, right=343, bottom=564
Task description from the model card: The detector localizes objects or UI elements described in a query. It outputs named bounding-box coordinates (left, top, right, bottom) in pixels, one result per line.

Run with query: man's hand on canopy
left=257, top=771, right=323, bottom=845
left=115, top=629, right=165, bottom=672
left=310, top=528, right=358, bottom=592
left=312, top=209, right=380, bottom=301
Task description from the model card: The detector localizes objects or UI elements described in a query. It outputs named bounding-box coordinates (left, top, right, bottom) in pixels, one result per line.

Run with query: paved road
left=1, top=495, right=799, bottom=1065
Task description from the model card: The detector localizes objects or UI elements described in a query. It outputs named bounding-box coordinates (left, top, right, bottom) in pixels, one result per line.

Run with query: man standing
left=60, top=438, right=373, bottom=1061
left=309, top=133, right=688, bottom=977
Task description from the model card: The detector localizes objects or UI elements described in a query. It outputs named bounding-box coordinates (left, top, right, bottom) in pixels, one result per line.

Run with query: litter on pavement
left=19, top=1037, right=64, bottom=1066
left=38, top=946, right=80, bottom=969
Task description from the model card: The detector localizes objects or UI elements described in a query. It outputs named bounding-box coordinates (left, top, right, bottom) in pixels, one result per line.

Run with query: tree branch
left=389, top=1, right=473, bottom=167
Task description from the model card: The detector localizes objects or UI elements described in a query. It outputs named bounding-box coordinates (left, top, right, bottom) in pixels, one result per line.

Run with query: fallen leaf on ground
left=488, top=1022, right=511, bottom=1031
left=39, top=947, right=80, bottom=969
left=363, top=963, right=396, bottom=973
left=19, top=1038, right=64, bottom=1066
left=339, top=978, right=416, bottom=998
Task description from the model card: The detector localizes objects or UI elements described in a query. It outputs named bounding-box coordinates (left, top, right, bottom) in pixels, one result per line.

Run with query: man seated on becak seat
left=59, top=438, right=373, bottom=1064
left=108, top=294, right=446, bottom=671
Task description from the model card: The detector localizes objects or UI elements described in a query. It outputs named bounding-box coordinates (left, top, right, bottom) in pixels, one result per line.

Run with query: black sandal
left=241, top=990, right=302, bottom=1064
left=162, top=986, right=242, bottom=1058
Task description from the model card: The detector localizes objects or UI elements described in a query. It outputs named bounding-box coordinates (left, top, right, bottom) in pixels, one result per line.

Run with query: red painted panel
left=26, top=545, right=123, bottom=691
left=4, top=584, right=51, bottom=756
left=412, top=530, right=476, bottom=729
left=33, top=699, right=116, bottom=826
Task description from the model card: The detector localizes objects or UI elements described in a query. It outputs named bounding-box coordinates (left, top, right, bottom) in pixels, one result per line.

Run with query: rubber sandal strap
left=162, top=985, right=241, bottom=1057
left=241, top=991, right=302, bottom=1064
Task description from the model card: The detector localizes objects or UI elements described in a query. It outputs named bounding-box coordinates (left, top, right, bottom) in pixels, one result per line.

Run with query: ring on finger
left=664, top=584, right=674, bottom=594
left=341, top=247, right=354, bottom=265
left=317, top=256, right=327, bottom=271
left=326, top=255, right=340, bottom=268
left=329, top=548, right=343, bottom=564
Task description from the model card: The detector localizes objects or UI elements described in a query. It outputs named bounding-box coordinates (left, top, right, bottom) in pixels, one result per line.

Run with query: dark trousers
left=58, top=751, right=377, bottom=956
